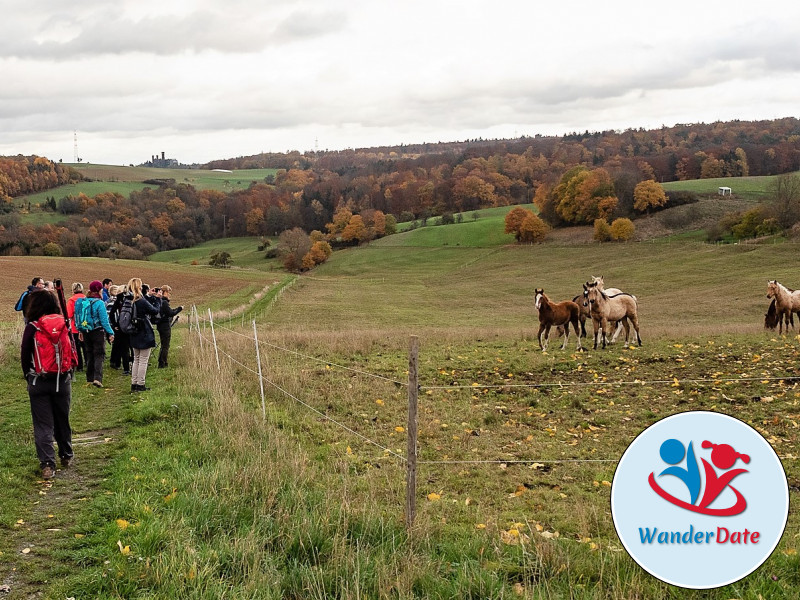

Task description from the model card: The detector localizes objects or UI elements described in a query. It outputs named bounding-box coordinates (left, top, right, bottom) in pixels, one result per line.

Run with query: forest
left=1, top=118, right=799, bottom=259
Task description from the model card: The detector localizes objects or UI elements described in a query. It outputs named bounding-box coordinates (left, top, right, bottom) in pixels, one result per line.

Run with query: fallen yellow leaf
left=427, top=492, right=441, bottom=501
left=117, top=540, right=131, bottom=555
left=116, top=519, right=130, bottom=530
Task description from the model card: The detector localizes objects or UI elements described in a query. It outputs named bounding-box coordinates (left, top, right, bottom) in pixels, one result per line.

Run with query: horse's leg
left=572, top=316, right=583, bottom=351
left=610, top=320, right=624, bottom=343
left=537, top=323, right=546, bottom=350
left=600, top=317, right=608, bottom=349
left=629, top=312, right=642, bottom=346
left=561, top=321, right=569, bottom=350
left=621, top=318, right=631, bottom=347
left=592, top=317, right=601, bottom=350
left=544, top=324, right=552, bottom=351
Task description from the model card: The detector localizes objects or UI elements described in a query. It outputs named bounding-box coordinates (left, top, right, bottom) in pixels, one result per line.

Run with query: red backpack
left=30, top=315, right=79, bottom=387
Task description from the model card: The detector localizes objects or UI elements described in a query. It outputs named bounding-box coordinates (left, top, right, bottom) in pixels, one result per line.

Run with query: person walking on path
left=127, top=278, right=162, bottom=392
left=65, top=282, right=86, bottom=372
left=76, top=280, right=115, bottom=388
left=20, top=290, right=78, bottom=480
left=155, top=285, right=183, bottom=368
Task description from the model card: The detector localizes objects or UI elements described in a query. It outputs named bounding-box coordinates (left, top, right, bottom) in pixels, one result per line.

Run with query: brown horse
left=765, top=298, right=794, bottom=330
left=556, top=294, right=589, bottom=338
left=584, top=284, right=642, bottom=349
left=534, top=289, right=583, bottom=351
left=766, top=280, right=800, bottom=334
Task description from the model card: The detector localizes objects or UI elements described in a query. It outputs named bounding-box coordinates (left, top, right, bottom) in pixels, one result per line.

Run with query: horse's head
left=590, top=275, right=605, bottom=289
left=585, top=284, right=604, bottom=307
left=583, top=281, right=598, bottom=306
left=766, top=280, right=778, bottom=299
left=534, top=288, right=544, bottom=310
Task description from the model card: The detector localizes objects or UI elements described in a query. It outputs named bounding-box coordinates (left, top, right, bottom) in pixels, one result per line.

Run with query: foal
left=766, top=280, right=800, bottom=334
left=534, top=289, right=582, bottom=351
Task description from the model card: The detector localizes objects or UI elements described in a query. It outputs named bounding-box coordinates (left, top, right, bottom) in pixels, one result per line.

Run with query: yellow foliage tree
left=610, top=218, right=635, bottom=241
left=518, top=213, right=549, bottom=243
left=633, top=180, right=667, bottom=213
left=594, top=218, right=612, bottom=242
left=341, top=214, right=367, bottom=243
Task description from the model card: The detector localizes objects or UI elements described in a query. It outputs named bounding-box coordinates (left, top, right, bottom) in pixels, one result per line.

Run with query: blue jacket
left=75, top=296, right=114, bottom=337
left=129, top=295, right=162, bottom=349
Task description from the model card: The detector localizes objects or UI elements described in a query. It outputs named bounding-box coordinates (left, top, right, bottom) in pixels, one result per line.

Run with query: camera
left=153, top=287, right=160, bottom=293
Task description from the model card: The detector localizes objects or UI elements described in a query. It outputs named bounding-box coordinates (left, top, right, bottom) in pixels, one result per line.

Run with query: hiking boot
left=92, top=380, right=103, bottom=388
left=41, top=465, right=55, bottom=480
left=61, top=456, right=73, bottom=469
left=137, top=384, right=151, bottom=391
left=131, top=384, right=139, bottom=393
left=122, top=370, right=130, bottom=375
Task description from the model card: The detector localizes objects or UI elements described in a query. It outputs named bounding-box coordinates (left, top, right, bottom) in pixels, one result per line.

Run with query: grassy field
left=70, top=164, right=278, bottom=192
left=661, top=171, right=800, bottom=202
left=3, top=226, right=800, bottom=596
left=390, top=205, right=534, bottom=247
left=150, top=236, right=282, bottom=272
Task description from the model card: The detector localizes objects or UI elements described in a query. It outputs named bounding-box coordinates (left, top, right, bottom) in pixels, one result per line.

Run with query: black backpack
left=118, top=297, right=139, bottom=334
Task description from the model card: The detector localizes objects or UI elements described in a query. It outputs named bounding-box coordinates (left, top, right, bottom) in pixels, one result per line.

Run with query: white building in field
left=718, top=186, right=732, bottom=196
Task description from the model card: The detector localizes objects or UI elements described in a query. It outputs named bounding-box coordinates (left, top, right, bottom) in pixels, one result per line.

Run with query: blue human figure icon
left=658, top=439, right=701, bottom=505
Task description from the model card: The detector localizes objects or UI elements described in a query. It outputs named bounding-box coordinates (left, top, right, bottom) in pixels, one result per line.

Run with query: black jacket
left=155, top=298, right=182, bottom=329
left=129, top=295, right=162, bottom=350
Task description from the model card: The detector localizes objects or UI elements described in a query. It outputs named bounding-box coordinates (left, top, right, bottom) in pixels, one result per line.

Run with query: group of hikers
left=16, top=276, right=183, bottom=480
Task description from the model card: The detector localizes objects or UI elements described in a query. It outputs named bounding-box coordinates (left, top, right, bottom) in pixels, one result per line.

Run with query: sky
left=2, top=0, right=799, bottom=166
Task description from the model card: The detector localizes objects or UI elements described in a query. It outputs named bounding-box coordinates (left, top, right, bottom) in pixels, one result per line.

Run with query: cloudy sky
left=2, top=0, right=799, bottom=165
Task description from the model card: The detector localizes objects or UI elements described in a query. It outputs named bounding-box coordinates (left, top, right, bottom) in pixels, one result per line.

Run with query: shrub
left=593, top=218, right=612, bottom=242
left=518, top=213, right=549, bottom=243
left=610, top=218, right=635, bottom=241
left=42, top=242, right=63, bottom=257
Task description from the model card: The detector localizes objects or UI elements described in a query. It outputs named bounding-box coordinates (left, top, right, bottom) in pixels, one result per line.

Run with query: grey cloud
left=0, top=7, right=349, bottom=60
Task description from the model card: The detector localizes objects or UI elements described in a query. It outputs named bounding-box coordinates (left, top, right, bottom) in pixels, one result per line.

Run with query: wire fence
left=189, top=306, right=800, bottom=467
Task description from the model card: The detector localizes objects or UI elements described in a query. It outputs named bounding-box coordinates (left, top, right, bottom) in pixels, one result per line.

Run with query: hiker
left=20, top=289, right=78, bottom=480
left=102, top=278, right=113, bottom=302
left=108, top=285, right=133, bottom=375
left=15, top=277, right=45, bottom=322
left=44, top=281, right=55, bottom=291
left=65, top=282, right=86, bottom=371
left=127, top=278, right=162, bottom=392
left=155, top=285, right=183, bottom=368
left=75, top=280, right=115, bottom=388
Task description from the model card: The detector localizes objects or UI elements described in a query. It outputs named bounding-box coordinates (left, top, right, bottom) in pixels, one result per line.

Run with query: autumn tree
left=341, top=214, right=367, bottom=243
left=301, top=240, right=333, bottom=270
left=278, top=227, right=311, bottom=272
left=610, top=218, right=635, bottom=241
left=554, top=167, right=618, bottom=224
left=518, top=213, right=549, bottom=243
left=766, top=173, right=800, bottom=228
left=504, top=207, right=531, bottom=240
left=633, top=180, right=668, bottom=213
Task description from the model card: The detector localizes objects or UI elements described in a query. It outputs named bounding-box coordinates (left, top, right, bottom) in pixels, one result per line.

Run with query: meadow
left=2, top=186, right=800, bottom=598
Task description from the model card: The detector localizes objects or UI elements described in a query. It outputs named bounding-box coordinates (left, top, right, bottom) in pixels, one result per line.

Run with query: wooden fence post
left=253, top=319, right=266, bottom=420
left=406, top=335, right=419, bottom=529
left=208, top=308, right=220, bottom=371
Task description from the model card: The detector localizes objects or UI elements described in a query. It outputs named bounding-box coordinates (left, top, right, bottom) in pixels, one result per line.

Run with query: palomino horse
left=587, top=276, right=636, bottom=342
left=766, top=280, right=800, bottom=334
left=584, top=284, right=642, bottom=349
left=534, top=289, right=583, bottom=351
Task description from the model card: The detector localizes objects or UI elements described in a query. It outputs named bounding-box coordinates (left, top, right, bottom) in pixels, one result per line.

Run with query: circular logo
left=611, top=411, right=789, bottom=589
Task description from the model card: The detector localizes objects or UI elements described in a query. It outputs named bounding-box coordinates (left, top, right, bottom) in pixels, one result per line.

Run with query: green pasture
left=390, top=204, right=534, bottom=247
left=3, top=234, right=800, bottom=598
left=661, top=171, right=800, bottom=201
left=70, top=164, right=278, bottom=192
left=150, top=236, right=281, bottom=271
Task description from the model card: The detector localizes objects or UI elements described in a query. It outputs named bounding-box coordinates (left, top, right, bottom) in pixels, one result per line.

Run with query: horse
left=584, top=284, right=642, bottom=349
left=766, top=280, right=800, bottom=334
left=764, top=298, right=794, bottom=330
left=534, top=289, right=583, bottom=351
left=586, top=276, right=636, bottom=342
left=555, top=294, right=589, bottom=338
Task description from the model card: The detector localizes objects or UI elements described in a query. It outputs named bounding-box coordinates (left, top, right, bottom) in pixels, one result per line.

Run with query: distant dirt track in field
left=0, top=256, right=275, bottom=323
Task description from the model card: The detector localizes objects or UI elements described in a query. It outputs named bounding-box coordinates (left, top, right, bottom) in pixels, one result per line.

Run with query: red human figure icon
left=698, top=441, right=750, bottom=512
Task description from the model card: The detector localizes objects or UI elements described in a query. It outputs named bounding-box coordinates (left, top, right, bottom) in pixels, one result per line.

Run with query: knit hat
left=89, top=280, right=103, bottom=293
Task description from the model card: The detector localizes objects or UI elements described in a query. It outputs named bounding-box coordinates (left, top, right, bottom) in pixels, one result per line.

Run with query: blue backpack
left=75, top=297, right=99, bottom=333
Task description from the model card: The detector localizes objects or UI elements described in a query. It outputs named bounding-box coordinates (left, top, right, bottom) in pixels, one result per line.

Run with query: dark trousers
left=157, top=324, right=172, bottom=367
left=28, top=375, right=73, bottom=468
left=84, top=328, right=107, bottom=383
left=110, top=331, right=132, bottom=371
left=72, top=333, right=85, bottom=370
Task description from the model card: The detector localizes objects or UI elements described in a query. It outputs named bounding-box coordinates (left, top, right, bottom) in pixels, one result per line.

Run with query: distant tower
left=73, top=131, right=78, bottom=163
left=315, top=137, right=319, bottom=152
